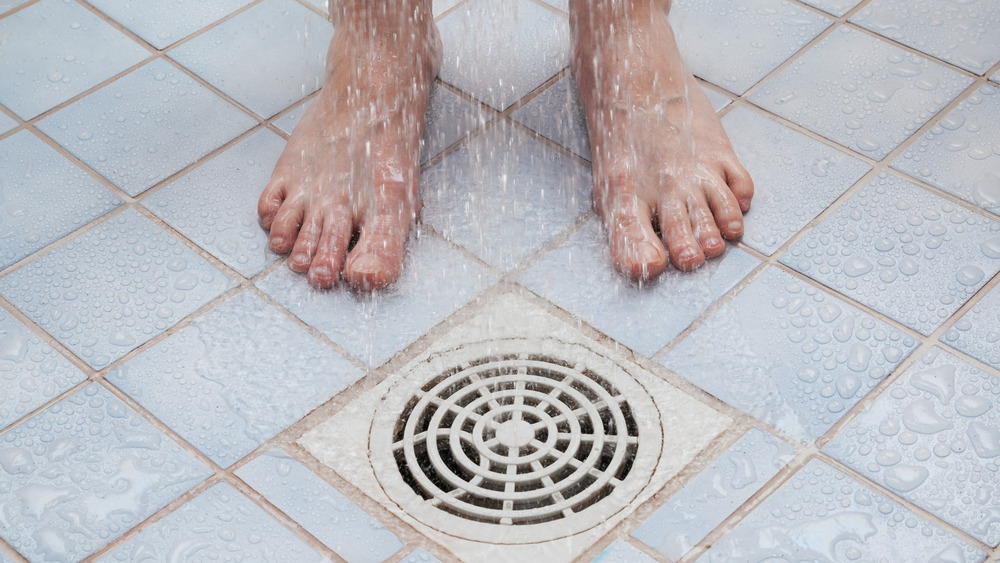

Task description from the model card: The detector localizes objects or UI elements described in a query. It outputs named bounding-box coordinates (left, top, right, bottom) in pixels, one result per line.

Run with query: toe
left=602, top=199, right=667, bottom=280
left=344, top=209, right=411, bottom=291
left=307, top=208, right=352, bottom=288
left=268, top=198, right=304, bottom=254
left=690, top=196, right=725, bottom=258
left=704, top=173, right=746, bottom=240
left=288, top=210, right=324, bottom=273
left=258, top=179, right=286, bottom=231
left=725, top=160, right=754, bottom=213
left=659, top=197, right=705, bottom=271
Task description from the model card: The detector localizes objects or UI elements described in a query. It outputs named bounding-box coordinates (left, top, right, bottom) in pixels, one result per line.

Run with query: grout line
left=0, top=0, right=40, bottom=19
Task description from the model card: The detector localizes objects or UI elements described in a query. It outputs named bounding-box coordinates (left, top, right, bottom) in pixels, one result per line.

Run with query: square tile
left=662, top=267, right=918, bottom=443
left=631, top=428, right=796, bottom=560
left=168, top=0, right=333, bottom=118
left=36, top=58, right=256, bottom=197
left=944, top=283, right=1000, bottom=370
left=421, top=124, right=591, bottom=271
left=107, top=291, right=362, bottom=467
left=723, top=106, right=871, bottom=255
left=98, top=482, right=325, bottom=562
left=421, top=84, right=491, bottom=163
left=0, top=208, right=236, bottom=369
left=519, top=218, right=760, bottom=357
left=592, top=541, right=656, bottom=563
left=437, top=0, right=570, bottom=110
left=781, top=172, right=1000, bottom=336
left=236, top=448, right=404, bottom=563
left=256, top=235, right=496, bottom=367
left=825, top=347, right=1000, bottom=546
left=0, top=0, right=148, bottom=119
left=798, top=0, right=863, bottom=17
left=0, top=130, right=123, bottom=269
left=851, top=0, right=1000, bottom=75
left=0, top=384, right=211, bottom=563
left=893, top=84, right=1000, bottom=216
left=143, top=129, right=284, bottom=278
left=750, top=26, right=974, bottom=160
left=699, top=459, right=987, bottom=561
left=510, top=75, right=591, bottom=161
left=89, top=0, right=254, bottom=49
left=670, top=0, right=831, bottom=95
left=0, top=308, right=86, bottom=431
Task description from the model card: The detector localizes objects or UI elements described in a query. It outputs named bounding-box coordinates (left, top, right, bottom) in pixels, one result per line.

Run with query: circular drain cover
left=370, top=339, right=662, bottom=544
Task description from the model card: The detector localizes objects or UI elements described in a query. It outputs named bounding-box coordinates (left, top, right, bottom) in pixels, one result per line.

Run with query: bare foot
left=570, top=0, right=753, bottom=277
left=258, top=1, right=441, bottom=290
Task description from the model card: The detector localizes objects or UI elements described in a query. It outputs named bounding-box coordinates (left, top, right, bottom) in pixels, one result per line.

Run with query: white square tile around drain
left=88, top=0, right=254, bottom=50
left=943, top=283, right=1000, bottom=371
left=298, top=293, right=732, bottom=562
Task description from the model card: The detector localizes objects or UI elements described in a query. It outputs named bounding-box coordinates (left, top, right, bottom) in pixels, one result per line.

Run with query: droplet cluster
left=944, top=284, right=1000, bottom=371
left=510, top=75, right=592, bottom=161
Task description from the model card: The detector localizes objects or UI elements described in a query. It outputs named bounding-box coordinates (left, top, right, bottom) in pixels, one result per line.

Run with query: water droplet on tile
left=174, top=273, right=198, bottom=290
left=982, top=237, right=1000, bottom=258
left=968, top=422, right=1000, bottom=458
left=883, top=464, right=929, bottom=492
left=956, top=265, right=985, bottom=286
left=0, top=330, right=28, bottom=361
left=875, top=450, right=901, bottom=466
left=902, top=399, right=952, bottom=433
left=911, top=364, right=956, bottom=403
left=109, top=329, right=135, bottom=347
left=898, top=257, right=919, bottom=276
left=0, top=447, right=35, bottom=475
left=973, top=173, right=1000, bottom=208
left=856, top=136, right=881, bottom=152
left=844, top=257, right=873, bottom=277
left=847, top=344, right=871, bottom=372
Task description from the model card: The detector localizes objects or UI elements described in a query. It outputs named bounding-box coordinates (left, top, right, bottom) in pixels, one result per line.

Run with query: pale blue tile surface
left=421, top=124, right=591, bottom=271
left=825, top=347, right=1000, bottom=546
left=699, top=459, right=987, bottom=562
left=0, top=208, right=236, bottom=369
left=944, top=283, right=1000, bottom=370
left=519, top=218, right=760, bottom=357
left=108, top=291, right=362, bottom=467
left=798, top=0, right=863, bottom=17
left=143, top=129, right=283, bottom=278
left=510, top=75, right=591, bottom=161
left=98, top=482, right=326, bottom=563
left=257, top=235, right=496, bottom=367
left=168, top=0, right=333, bottom=118
left=724, top=107, right=870, bottom=255
left=401, top=548, right=444, bottom=563
left=0, top=0, right=29, bottom=14
left=893, top=84, right=1000, bottom=215
left=421, top=84, right=490, bottom=163
left=237, top=448, right=404, bottom=563
left=0, top=113, right=16, bottom=135
left=37, top=58, right=256, bottom=196
left=702, top=86, right=732, bottom=112
left=271, top=98, right=314, bottom=135
left=750, top=26, right=974, bottom=160
left=0, top=384, right=211, bottom=563
left=993, top=69, right=1000, bottom=84
left=88, top=0, right=254, bottom=49
left=663, top=267, right=918, bottom=443
left=0, top=0, right=148, bottom=119
left=0, top=550, right=10, bottom=563
left=0, top=130, right=122, bottom=269
left=592, top=541, right=656, bottom=563
left=782, top=172, right=1000, bottom=336
left=537, top=0, right=568, bottom=12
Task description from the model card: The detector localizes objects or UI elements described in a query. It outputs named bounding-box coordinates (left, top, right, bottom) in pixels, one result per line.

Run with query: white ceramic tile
left=0, top=384, right=211, bottom=563
left=143, top=129, right=283, bottom=278
left=88, top=0, right=254, bottom=49
left=750, top=26, right=974, bottom=160
left=670, top=0, right=830, bottom=95
left=852, top=0, right=1000, bottom=75
left=782, top=172, right=1000, bottom=336
left=271, top=97, right=313, bottom=135
left=437, top=0, right=570, bottom=110
left=256, top=235, right=496, bottom=367
left=0, top=0, right=148, bottom=119
left=632, top=428, right=796, bottom=560
left=702, top=85, right=732, bottom=112
left=825, top=347, right=1000, bottom=546
left=591, top=541, right=657, bottom=563
left=168, top=0, right=333, bottom=118
left=421, top=124, right=591, bottom=271
left=699, top=459, right=987, bottom=562
left=510, top=75, right=591, bottom=161
left=893, top=84, right=1000, bottom=216
left=0, top=130, right=123, bottom=269
left=421, top=83, right=490, bottom=163
left=107, top=291, right=361, bottom=467
left=519, top=217, right=760, bottom=357
left=798, top=0, right=863, bottom=17
left=36, top=58, right=256, bottom=197
left=723, top=106, right=871, bottom=255
left=0, top=113, right=16, bottom=135
left=0, top=208, right=236, bottom=369
left=944, top=283, right=1000, bottom=371
left=236, top=448, right=404, bottom=563
left=401, top=548, right=444, bottom=563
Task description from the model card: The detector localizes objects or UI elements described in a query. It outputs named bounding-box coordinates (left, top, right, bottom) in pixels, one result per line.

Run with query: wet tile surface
left=271, top=98, right=313, bottom=135
left=781, top=172, right=1000, bottom=335
left=510, top=75, right=591, bottom=161
left=592, top=540, right=657, bottom=563
left=88, top=0, right=255, bottom=50
left=0, top=113, right=16, bottom=135
left=421, top=84, right=490, bottom=163
left=944, top=283, right=1000, bottom=371
left=401, top=548, right=444, bottom=563
left=798, top=0, right=863, bottom=17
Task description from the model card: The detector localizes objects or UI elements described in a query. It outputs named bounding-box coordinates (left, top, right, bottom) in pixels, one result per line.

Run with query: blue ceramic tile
left=433, top=0, right=463, bottom=16
left=723, top=107, right=871, bottom=255
left=993, top=69, right=1000, bottom=84
left=236, top=448, right=404, bottom=563
left=89, top=0, right=254, bottom=49
left=537, top=0, right=568, bottom=13
left=98, top=482, right=326, bottom=563
left=592, top=541, right=656, bottom=563
left=781, top=172, right=1000, bottom=336
left=421, top=84, right=490, bottom=163
left=663, top=267, right=918, bottom=443
left=0, top=384, right=211, bottom=563
left=798, top=0, right=863, bottom=17
left=300, top=0, right=327, bottom=16
left=510, top=75, right=591, bottom=161
left=421, top=124, right=591, bottom=271
left=893, top=84, right=1000, bottom=215
left=0, top=0, right=30, bottom=14
left=632, top=428, right=796, bottom=559
left=143, top=129, right=283, bottom=278
left=0, top=208, right=236, bottom=369
left=0, top=308, right=86, bottom=431
left=0, top=0, right=148, bottom=120
left=825, top=347, right=1000, bottom=546
left=256, top=235, right=496, bottom=367
left=750, top=26, right=974, bottom=160
left=36, top=58, right=256, bottom=197
left=0, top=549, right=10, bottom=563
left=272, top=98, right=314, bottom=135
left=699, top=459, right=987, bottom=562
left=851, top=0, right=1000, bottom=75
left=0, top=113, right=16, bottom=135
left=519, top=217, right=760, bottom=357
left=670, top=0, right=830, bottom=95
left=0, top=130, right=123, bottom=269
left=401, top=548, right=444, bottom=563
left=702, top=85, right=732, bottom=112
left=168, top=0, right=333, bottom=118
left=438, top=0, right=570, bottom=110
left=944, top=284, right=1000, bottom=370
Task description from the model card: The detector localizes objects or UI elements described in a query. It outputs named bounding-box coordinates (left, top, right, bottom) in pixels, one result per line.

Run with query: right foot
left=258, top=1, right=441, bottom=290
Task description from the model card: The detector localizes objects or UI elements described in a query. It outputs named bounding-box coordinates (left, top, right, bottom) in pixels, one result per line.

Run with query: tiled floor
left=2, top=0, right=1000, bottom=561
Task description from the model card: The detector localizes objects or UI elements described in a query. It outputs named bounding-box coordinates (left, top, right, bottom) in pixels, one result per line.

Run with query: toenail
left=271, top=236, right=285, bottom=248
left=350, top=254, right=379, bottom=275
left=728, top=221, right=743, bottom=234
left=706, top=236, right=723, bottom=248
left=313, top=264, right=331, bottom=277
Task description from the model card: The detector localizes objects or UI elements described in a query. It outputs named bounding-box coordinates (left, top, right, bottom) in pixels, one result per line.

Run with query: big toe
left=344, top=213, right=411, bottom=291
left=604, top=202, right=668, bottom=280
